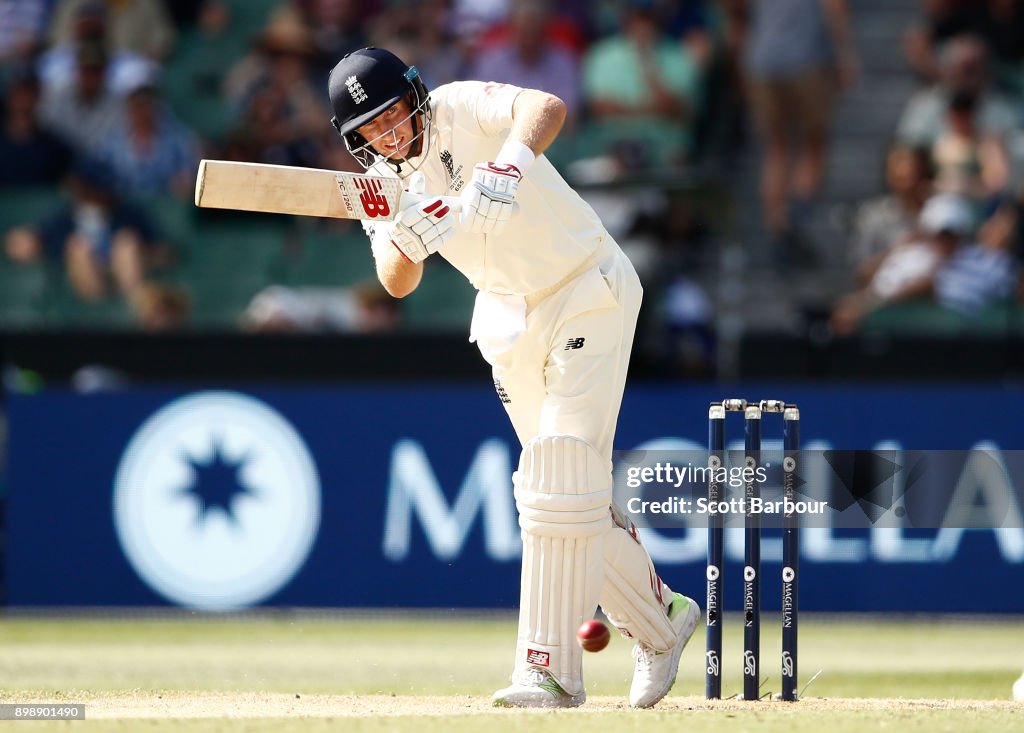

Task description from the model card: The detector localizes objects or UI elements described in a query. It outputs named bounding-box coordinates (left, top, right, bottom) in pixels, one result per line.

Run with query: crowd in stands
left=835, top=0, right=1024, bottom=333
left=729, top=0, right=858, bottom=266
left=0, top=0, right=727, bottom=332
left=0, top=0, right=1022, bottom=341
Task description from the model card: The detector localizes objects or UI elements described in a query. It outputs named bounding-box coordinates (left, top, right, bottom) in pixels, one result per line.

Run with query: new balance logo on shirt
left=565, top=338, right=586, bottom=350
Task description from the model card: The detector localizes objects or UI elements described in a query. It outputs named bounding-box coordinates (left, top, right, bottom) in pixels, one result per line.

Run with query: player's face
left=356, top=98, right=417, bottom=160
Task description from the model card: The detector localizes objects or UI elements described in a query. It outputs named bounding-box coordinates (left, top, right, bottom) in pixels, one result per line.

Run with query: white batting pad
left=600, top=503, right=677, bottom=651
left=513, top=435, right=612, bottom=695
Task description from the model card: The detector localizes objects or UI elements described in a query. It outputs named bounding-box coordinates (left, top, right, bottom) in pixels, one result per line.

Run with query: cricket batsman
left=328, top=47, right=700, bottom=709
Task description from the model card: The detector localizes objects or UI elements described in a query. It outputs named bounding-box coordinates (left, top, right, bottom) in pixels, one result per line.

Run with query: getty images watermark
left=612, top=449, right=1024, bottom=529
left=621, top=461, right=828, bottom=519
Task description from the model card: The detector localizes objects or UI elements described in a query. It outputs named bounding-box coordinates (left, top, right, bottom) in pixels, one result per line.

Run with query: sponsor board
left=6, top=384, right=1024, bottom=610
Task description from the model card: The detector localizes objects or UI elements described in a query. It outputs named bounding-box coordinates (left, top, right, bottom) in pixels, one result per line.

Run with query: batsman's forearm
left=372, top=236, right=423, bottom=298
left=510, top=89, right=567, bottom=156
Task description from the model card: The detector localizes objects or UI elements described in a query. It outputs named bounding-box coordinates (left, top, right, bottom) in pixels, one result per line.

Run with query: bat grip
left=398, top=191, right=462, bottom=215
left=440, top=196, right=462, bottom=214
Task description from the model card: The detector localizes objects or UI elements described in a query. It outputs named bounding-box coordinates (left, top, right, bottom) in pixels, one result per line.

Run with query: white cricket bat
left=194, top=159, right=458, bottom=221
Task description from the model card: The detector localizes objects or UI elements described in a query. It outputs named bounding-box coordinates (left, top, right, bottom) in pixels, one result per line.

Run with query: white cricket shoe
left=492, top=666, right=586, bottom=709
left=629, top=593, right=701, bottom=708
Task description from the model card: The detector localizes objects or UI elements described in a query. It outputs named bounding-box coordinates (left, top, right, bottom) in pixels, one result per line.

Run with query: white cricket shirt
left=364, top=81, right=608, bottom=296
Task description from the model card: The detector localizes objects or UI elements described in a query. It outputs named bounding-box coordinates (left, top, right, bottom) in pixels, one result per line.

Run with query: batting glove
left=389, top=197, right=455, bottom=264
left=460, top=162, right=521, bottom=235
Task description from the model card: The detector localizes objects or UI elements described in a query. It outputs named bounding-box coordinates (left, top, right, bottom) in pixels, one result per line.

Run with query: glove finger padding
left=479, top=168, right=517, bottom=201
left=460, top=162, right=520, bottom=235
left=390, top=198, right=454, bottom=264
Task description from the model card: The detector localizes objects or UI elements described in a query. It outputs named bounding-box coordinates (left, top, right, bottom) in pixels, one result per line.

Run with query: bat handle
left=440, top=196, right=462, bottom=215
left=398, top=190, right=462, bottom=215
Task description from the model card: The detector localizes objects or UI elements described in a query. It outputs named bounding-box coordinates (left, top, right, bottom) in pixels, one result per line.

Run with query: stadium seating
left=180, top=220, right=286, bottom=328
left=0, top=188, right=67, bottom=328
left=862, top=301, right=1021, bottom=337
left=161, top=0, right=282, bottom=139
left=0, top=259, right=51, bottom=328
left=280, top=226, right=376, bottom=289
left=137, top=195, right=196, bottom=251
left=48, top=276, right=136, bottom=329
left=0, top=187, right=66, bottom=231
left=161, top=28, right=243, bottom=140
left=400, top=258, right=476, bottom=332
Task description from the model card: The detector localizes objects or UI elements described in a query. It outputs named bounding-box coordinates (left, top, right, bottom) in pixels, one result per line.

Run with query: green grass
left=0, top=614, right=1021, bottom=731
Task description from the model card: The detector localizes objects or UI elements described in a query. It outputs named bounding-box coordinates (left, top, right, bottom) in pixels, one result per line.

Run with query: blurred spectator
left=49, top=0, right=176, bottom=60
left=982, top=0, right=1024, bottom=95
left=131, top=281, right=190, bottom=330
left=897, top=35, right=1018, bottom=150
left=475, top=0, right=589, bottom=56
left=740, top=0, right=858, bottom=261
left=0, top=0, right=51, bottom=62
left=586, top=0, right=627, bottom=39
left=905, top=0, right=1024, bottom=89
left=666, top=0, right=716, bottom=73
left=96, top=65, right=200, bottom=198
left=660, top=274, right=716, bottom=377
left=4, top=158, right=161, bottom=303
left=904, top=0, right=987, bottom=84
left=451, top=0, right=508, bottom=43
left=712, top=0, right=753, bottom=162
left=931, top=89, right=1009, bottom=201
left=293, top=0, right=371, bottom=80
left=470, top=0, right=581, bottom=126
left=368, top=0, right=464, bottom=89
left=934, top=201, right=1019, bottom=314
left=37, top=1, right=152, bottom=97
left=0, top=66, right=73, bottom=186
left=156, top=1, right=239, bottom=141
left=581, top=0, right=702, bottom=172
left=832, top=193, right=975, bottom=334
left=224, top=6, right=326, bottom=167
left=849, top=144, right=934, bottom=272
left=38, top=40, right=122, bottom=153
left=241, top=282, right=400, bottom=332
left=164, top=0, right=211, bottom=29
left=546, top=0, right=594, bottom=50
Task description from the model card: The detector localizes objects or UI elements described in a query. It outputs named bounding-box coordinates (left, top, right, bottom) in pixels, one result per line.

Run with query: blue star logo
left=178, top=439, right=259, bottom=526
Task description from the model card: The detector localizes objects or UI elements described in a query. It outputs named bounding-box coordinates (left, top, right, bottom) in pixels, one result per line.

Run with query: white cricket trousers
left=477, top=238, right=640, bottom=456
left=474, top=238, right=676, bottom=658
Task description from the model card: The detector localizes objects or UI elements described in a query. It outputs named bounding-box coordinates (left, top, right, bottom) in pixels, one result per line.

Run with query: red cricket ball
left=576, top=619, right=611, bottom=652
